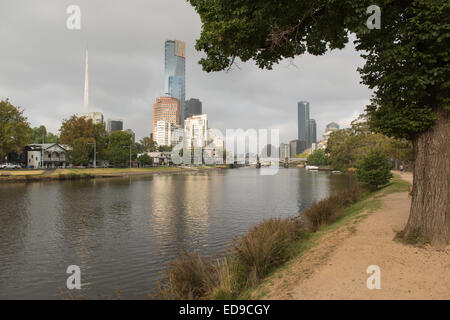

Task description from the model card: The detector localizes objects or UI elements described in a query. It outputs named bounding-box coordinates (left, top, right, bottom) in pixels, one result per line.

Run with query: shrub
left=355, top=150, right=393, bottom=191
left=157, top=252, right=217, bottom=300
left=232, top=218, right=305, bottom=286
left=302, top=186, right=364, bottom=232
left=307, top=149, right=329, bottom=166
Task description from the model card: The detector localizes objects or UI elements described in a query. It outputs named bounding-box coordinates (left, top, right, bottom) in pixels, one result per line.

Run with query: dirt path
left=260, top=172, right=449, bottom=300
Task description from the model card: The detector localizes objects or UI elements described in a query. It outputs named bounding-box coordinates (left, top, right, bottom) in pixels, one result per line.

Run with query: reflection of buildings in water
left=149, top=173, right=223, bottom=252
left=183, top=174, right=210, bottom=240
left=149, top=175, right=185, bottom=248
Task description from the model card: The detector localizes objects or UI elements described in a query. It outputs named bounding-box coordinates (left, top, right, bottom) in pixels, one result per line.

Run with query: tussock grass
left=156, top=176, right=411, bottom=300
left=302, top=186, right=364, bottom=232
left=156, top=187, right=367, bottom=300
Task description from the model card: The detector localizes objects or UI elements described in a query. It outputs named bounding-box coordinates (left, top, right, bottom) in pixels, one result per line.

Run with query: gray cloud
left=0, top=0, right=372, bottom=143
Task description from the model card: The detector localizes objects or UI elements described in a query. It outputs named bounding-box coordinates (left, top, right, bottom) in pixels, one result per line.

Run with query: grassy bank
left=155, top=175, right=411, bottom=300
left=0, top=167, right=189, bottom=183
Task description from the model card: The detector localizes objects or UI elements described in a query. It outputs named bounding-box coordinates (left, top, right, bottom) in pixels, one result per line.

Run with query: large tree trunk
left=403, top=109, right=449, bottom=247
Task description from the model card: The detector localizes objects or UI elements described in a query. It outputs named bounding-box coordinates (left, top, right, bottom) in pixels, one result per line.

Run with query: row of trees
left=307, top=115, right=413, bottom=171
left=0, top=98, right=165, bottom=168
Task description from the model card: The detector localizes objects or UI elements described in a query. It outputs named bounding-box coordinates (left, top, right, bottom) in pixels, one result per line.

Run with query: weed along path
left=251, top=173, right=450, bottom=300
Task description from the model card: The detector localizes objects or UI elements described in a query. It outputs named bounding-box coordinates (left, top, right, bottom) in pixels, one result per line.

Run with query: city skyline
left=0, top=0, right=371, bottom=143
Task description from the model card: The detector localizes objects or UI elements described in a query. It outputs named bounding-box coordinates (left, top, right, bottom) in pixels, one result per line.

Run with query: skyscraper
left=297, top=101, right=317, bottom=148
left=298, top=101, right=310, bottom=143
left=107, top=119, right=123, bottom=133
left=165, top=40, right=186, bottom=125
left=308, top=119, right=317, bottom=146
left=185, top=98, right=202, bottom=120
left=152, top=96, right=181, bottom=140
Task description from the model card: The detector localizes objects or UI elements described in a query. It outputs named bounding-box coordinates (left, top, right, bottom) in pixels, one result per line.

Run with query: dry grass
left=302, top=186, right=364, bottom=232
left=0, top=170, right=44, bottom=176
left=157, top=186, right=365, bottom=300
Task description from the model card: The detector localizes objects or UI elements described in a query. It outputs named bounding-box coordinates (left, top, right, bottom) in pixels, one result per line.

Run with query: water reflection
left=0, top=168, right=354, bottom=299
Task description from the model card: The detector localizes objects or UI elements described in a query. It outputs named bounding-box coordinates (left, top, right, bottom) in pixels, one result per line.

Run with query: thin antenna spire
left=83, top=49, right=89, bottom=114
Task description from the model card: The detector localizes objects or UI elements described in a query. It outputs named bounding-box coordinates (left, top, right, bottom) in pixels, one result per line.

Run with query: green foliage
left=158, top=145, right=172, bottom=152
left=107, top=131, right=137, bottom=167
left=188, top=0, right=449, bottom=138
left=31, top=126, right=58, bottom=144
left=307, top=149, right=328, bottom=166
left=139, top=137, right=158, bottom=152
left=69, top=138, right=93, bottom=166
left=0, top=99, right=32, bottom=160
left=326, top=114, right=413, bottom=170
left=355, top=150, right=393, bottom=191
left=138, top=153, right=153, bottom=166
left=93, top=123, right=107, bottom=160
left=59, top=115, right=95, bottom=146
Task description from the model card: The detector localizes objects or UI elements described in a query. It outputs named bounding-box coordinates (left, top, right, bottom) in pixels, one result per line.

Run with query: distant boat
left=332, top=170, right=342, bottom=174
left=305, top=165, right=319, bottom=170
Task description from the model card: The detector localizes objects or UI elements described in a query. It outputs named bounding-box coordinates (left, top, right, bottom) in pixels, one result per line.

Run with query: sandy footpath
left=263, top=172, right=450, bottom=300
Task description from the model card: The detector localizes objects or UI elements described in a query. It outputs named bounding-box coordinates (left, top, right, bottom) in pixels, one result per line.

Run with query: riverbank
left=156, top=172, right=449, bottom=300
left=247, top=172, right=449, bottom=300
left=0, top=166, right=220, bottom=183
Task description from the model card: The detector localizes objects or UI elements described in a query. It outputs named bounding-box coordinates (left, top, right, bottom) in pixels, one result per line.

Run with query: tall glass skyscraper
left=164, top=40, right=186, bottom=125
left=298, top=101, right=310, bottom=142
left=298, top=101, right=317, bottom=148
left=308, top=119, right=317, bottom=146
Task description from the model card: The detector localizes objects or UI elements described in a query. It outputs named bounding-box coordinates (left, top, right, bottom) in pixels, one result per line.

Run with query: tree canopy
left=107, top=131, right=137, bottom=167
left=30, top=126, right=58, bottom=144
left=0, top=99, right=31, bottom=161
left=188, top=0, right=449, bottom=138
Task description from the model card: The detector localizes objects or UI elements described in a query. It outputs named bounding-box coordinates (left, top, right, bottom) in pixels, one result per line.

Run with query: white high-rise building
left=155, top=121, right=171, bottom=147
left=184, top=114, right=208, bottom=149
left=84, top=112, right=104, bottom=126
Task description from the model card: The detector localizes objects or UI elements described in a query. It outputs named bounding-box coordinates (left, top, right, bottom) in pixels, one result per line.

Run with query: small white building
left=26, top=144, right=68, bottom=169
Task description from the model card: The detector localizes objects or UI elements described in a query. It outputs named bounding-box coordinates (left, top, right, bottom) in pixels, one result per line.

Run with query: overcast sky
left=0, top=0, right=372, bottom=143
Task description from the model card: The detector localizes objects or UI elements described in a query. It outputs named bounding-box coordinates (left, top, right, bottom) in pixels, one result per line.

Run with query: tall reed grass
left=156, top=184, right=364, bottom=300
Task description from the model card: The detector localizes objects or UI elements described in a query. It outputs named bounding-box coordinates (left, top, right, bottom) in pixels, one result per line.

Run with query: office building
left=185, top=98, right=202, bottom=120
left=298, top=101, right=310, bottom=143
left=297, top=101, right=318, bottom=148
left=155, top=121, right=171, bottom=147
left=107, top=119, right=123, bottom=133
left=185, top=114, right=208, bottom=149
left=84, top=112, right=104, bottom=126
left=165, top=40, right=186, bottom=124
left=308, top=119, right=317, bottom=146
left=152, top=96, right=181, bottom=140
left=323, top=122, right=340, bottom=141
left=289, top=139, right=307, bottom=157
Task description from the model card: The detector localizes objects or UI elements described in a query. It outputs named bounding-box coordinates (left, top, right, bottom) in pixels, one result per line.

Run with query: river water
left=0, top=168, right=354, bottom=299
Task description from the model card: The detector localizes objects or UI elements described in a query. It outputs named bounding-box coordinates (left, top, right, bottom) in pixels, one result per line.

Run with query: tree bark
left=404, top=109, right=449, bottom=247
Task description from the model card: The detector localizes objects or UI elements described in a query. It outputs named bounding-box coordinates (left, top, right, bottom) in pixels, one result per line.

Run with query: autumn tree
left=188, top=0, right=449, bottom=245
left=59, top=115, right=107, bottom=164
left=0, top=99, right=32, bottom=162
left=59, top=115, right=95, bottom=145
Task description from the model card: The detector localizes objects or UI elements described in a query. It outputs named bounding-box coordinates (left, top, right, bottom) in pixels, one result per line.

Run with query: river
left=0, top=168, right=355, bottom=299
